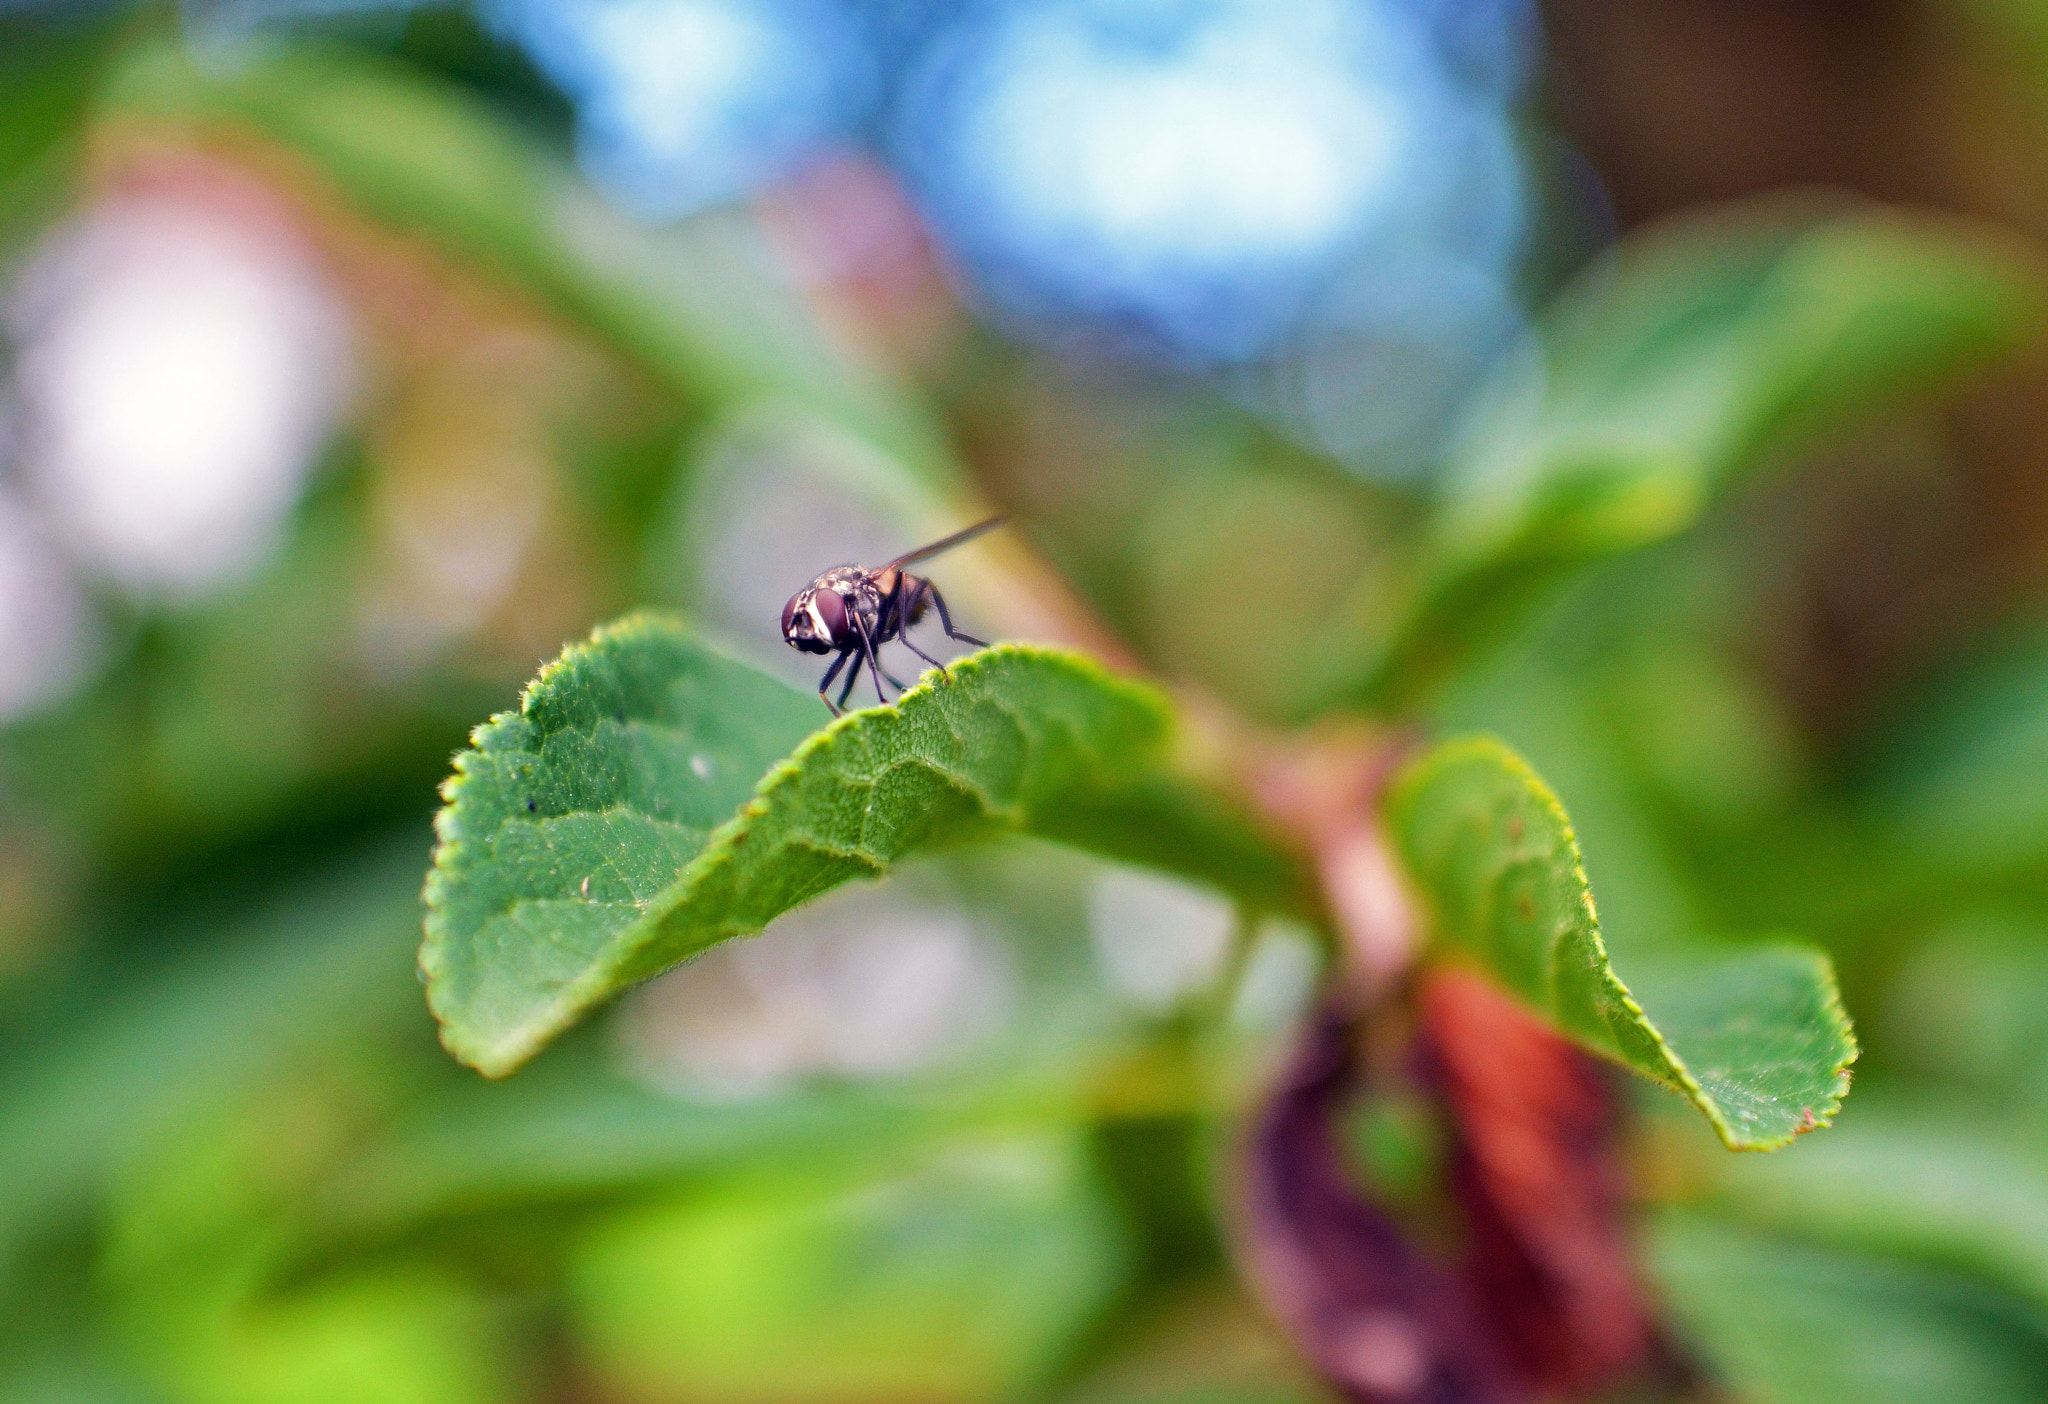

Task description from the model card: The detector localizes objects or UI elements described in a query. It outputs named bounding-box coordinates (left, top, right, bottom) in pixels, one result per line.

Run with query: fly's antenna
left=884, top=516, right=1007, bottom=572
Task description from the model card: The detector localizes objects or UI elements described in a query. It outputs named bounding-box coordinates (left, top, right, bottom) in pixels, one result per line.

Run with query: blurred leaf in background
left=5, top=2, right=2048, bottom=1404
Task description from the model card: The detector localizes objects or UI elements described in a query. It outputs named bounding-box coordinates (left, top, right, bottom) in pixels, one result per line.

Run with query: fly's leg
left=898, top=638, right=946, bottom=682
left=871, top=576, right=915, bottom=690
left=853, top=612, right=890, bottom=706
left=895, top=578, right=952, bottom=681
left=834, top=650, right=866, bottom=713
left=818, top=649, right=852, bottom=715
left=877, top=571, right=908, bottom=645
left=925, top=582, right=988, bottom=649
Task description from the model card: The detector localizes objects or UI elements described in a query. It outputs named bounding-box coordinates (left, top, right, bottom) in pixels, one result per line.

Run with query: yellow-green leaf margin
left=1384, top=735, right=1857, bottom=1150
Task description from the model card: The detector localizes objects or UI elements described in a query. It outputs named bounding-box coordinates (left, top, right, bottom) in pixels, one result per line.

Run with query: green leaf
left=1349, top=203, right=2037, bottom=712
left=566, top=1128, right=1126, bottom=1404
left=1383, top=735, right=1856, bottom=1149
left=1705, top=1095, right=2048, bottom=1320
left=423, top=615, right=1299, bottom=1077
left=0, top=10, right=123, bottom=261
left=1882, top=916, right=2048, bottom=1096
left=1860, top=619, right=2048, bottom=878
left=312, top=1066, right=947, bottom=1246
left=0, top=834, right=426, bottom=1285
left=1651, top=1214, right=2048, bottom=1404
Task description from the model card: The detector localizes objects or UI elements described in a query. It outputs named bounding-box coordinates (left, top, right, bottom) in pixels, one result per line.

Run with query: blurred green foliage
left=3, top=9, right=2048, bottom=1404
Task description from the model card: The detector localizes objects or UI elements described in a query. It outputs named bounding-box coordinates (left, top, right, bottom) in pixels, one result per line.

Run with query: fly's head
left=781, top=581, right=850, bottom=655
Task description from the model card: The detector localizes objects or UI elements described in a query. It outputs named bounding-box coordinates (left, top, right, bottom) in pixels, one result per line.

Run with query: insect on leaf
left=422, top=615, right=1297, bottom=1077
left=1384, top=736, right=1856, bottom=1150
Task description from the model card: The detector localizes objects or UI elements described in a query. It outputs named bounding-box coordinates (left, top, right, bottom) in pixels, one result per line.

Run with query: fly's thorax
left=839, top=568, right=887, bottom=632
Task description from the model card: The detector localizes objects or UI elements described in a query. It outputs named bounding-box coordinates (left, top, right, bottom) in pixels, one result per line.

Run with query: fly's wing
left=882, top=516, right=1006, bottom=572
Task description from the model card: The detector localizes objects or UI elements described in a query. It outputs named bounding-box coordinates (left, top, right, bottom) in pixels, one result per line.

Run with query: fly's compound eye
left=780, top=594, right=803, bottom=642
left=814, top=588, right=848, bottom=641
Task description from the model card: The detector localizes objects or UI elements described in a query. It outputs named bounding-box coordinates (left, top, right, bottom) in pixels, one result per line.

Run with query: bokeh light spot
left=489, top=0, right=873, bottom=219
left=5, top=193, right=351, bottom=600
left=895, top=0, right=1533, bottom=367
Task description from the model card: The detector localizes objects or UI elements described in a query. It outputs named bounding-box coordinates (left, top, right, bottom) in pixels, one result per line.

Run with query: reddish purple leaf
left=1236, top=999, right=1524, bottom=1404
left=1421, top=967, right=1658, bottom=1396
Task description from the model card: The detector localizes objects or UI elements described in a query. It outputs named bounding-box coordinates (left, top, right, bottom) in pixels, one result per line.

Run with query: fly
left=781, top=517, right=1002, bottom=715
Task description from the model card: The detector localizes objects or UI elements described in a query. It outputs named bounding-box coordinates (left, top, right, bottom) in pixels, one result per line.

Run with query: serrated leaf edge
left=421, top=614, right=1172, bottom=1076
left=1391, top=735, right=1858, bottom=1151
